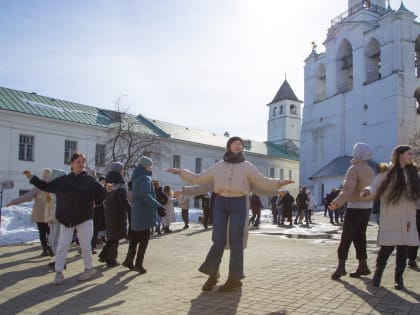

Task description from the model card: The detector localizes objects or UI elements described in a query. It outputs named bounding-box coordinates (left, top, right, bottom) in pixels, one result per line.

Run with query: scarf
left=223, top=151, right=245, bottom=164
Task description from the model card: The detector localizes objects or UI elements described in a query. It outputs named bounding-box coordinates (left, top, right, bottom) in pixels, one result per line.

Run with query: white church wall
left=301, top=4, right=420, bottom=193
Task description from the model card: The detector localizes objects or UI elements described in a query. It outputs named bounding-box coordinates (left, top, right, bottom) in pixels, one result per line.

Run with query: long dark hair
left=377, top=145, right=419, bottom=204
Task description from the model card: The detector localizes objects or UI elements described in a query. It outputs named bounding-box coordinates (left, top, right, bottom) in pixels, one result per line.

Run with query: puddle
left=259, top=231, right=339, bottom=240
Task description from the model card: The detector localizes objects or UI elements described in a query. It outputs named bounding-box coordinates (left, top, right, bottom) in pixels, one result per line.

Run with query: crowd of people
left=5, top=138, right=420, bottom=292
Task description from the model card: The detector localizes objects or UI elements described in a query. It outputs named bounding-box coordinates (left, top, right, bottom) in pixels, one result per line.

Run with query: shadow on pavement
left=187, top=289, right=241, bottom=315
left=0, top=244, right=42, bottom=259
left=184, top=228, right=211, bottom=237
left=0, top=267, right=136, bottom=314
left=0, top=254, right=84, bottom=293
left=340, top=277, right=418, bottom=314
left=39, top=270, right=137, bottom=314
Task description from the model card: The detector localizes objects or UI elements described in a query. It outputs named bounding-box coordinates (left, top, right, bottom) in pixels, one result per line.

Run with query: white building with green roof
left=0, top=86, right=300, bottom=206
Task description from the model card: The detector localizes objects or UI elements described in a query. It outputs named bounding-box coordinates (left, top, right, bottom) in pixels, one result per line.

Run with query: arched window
left=415, top=87, right=420, bottom=114
left=290, top=104, right=297, bottom=115
left=416, top=35, right=420, bottom=78
left=365, top=38, right=381, bottom=84
left=315, top=63, right=326, bottom=102
left=336, top=39, right=353, bottom=93
left=279, top=105, right=284, bottom=114
left=273, top=107, right=277, bottom=117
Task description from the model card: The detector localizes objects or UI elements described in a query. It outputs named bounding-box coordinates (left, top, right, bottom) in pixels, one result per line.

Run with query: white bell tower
left=267, top=79, right=302, bottom=149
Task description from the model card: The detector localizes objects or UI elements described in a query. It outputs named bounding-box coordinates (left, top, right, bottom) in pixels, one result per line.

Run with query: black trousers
left=249, top=210, right=261, bottom=226
left=202, top=208, right=210, bottom=227
left=99, top=240, right=119, bottom=264
left=337, top=208, right=371, bottom=260
left=281, top=209, right=292, bottom=223
left=181, top=209, right=189, bottom=226
left=329, top=209, right=339, bottom=223
left=407, top=210, right=420, bottom=260
left=125, top=230, right=150, bottom=268
left=37, top=222, right=50, bottom=251
left=377, top=245, right=407, bottom=277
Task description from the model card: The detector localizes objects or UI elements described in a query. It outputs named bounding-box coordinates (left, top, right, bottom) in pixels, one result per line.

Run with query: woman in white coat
left=361, top=145, right=420, bottom=290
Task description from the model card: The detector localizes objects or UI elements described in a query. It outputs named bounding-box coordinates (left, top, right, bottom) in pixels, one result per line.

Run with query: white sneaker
left=77, top=268, right=97, bottom=281
left=54, top=272, right=64, bottom=285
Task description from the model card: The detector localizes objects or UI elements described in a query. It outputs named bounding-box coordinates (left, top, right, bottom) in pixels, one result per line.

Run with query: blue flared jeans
left=199, top=195, right=247, bottom=281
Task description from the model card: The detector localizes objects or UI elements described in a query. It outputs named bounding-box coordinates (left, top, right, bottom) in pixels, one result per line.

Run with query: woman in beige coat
left=168, top=136, right=294, bottom=292
left=7, top=168, right=52, bottom=256
left=361, top=145, right=420, bottom=290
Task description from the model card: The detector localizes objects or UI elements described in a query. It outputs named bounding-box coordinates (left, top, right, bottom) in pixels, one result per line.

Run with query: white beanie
left=353, top=142, right=373, bottom=161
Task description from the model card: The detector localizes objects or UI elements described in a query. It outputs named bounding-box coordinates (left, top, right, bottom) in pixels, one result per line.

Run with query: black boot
left=218, top=278, right=242, bottom=292
left=202, top=273, right=219, bottom=292
left=331, top=259, right=347, bottom=280
left=122, top=242, right=137, bottom=269
left=394, top=246, right=407, bottom=290
left=372, top=266, right=385, bottom=287
left=349, top=259, right=371, bottom=278
left=408, top=259, right=418, bottom=269
left=394, top=272, right=404, bottom=290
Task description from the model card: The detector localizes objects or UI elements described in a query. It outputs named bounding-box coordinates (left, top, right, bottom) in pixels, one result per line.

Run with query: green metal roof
left=149, top=118, right=299, bottom=161
left=0, top=86, right=299, bottom=161
left=0, top=86, right=162, bottom=136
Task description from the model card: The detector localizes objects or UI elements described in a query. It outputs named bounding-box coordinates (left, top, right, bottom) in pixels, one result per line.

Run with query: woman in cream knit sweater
left=168, top=136, right=294, bottom=292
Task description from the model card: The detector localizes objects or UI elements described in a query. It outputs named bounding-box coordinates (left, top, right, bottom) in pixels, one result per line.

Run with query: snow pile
left=0, top=203, right=39, bottom=246
left=0, top=204, right=207, bottom=246
left=174, top=208, right=203, bottom=223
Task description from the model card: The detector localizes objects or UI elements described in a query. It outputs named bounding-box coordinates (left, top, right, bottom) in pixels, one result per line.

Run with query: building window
left=290, top=105, right=297, bottom=115
left=19, top=189, right=30, bottom=196
left=289, top=170, right=292, bottom=180
left=280, top=169, right=284, bottom=180
left=19, top=134, right=34, bottom=161
left=315, top=64, right=327, bottom=102
left=195, top=158, right=202, bottom=173
left=336, top=39, right=353, bottom=93
left=273, top=107, right=277, bottom=117
left=64, top=140, right=77, bottom=164
left=270, top=167, right=275, bottom=178
left=95, top=144, right=106, bottom=167
left=279, top=105, right=283, bottom=114
left=365, top=38, right=381, bottom=84
left=173, top=155, right=181, bottom=168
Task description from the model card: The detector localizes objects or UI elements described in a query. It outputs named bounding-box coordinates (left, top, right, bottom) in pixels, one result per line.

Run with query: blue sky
left=1, top=0, right=419, bottom=141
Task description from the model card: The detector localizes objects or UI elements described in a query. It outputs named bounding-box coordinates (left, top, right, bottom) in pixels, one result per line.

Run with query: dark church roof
left=309, top=156, right=378, bottom=180
left=267, top=79, right=301, bottom=105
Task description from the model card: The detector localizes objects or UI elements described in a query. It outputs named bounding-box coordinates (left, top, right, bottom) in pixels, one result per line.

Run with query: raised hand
left=167, top=168, right=181, bottom=174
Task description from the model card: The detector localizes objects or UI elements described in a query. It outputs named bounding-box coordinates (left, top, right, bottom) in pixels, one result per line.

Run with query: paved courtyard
left=1, top=213, right=420, bottom=315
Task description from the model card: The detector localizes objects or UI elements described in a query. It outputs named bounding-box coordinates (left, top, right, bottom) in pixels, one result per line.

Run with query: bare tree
left=93, top=98, right=170, bottom=178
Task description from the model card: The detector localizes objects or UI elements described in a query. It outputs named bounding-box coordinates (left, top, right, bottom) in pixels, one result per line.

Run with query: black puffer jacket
left=30, top=171, right=105, bottom=227
left=104, top=171, right=131, bottom=240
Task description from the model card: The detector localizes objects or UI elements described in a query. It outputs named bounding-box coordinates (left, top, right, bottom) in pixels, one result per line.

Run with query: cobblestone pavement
left=0, top=213, right=420, bottom=315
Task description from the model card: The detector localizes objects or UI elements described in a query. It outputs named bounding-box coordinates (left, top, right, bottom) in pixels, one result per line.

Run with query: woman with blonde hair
left=361, top=145, right=420, bottom=290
